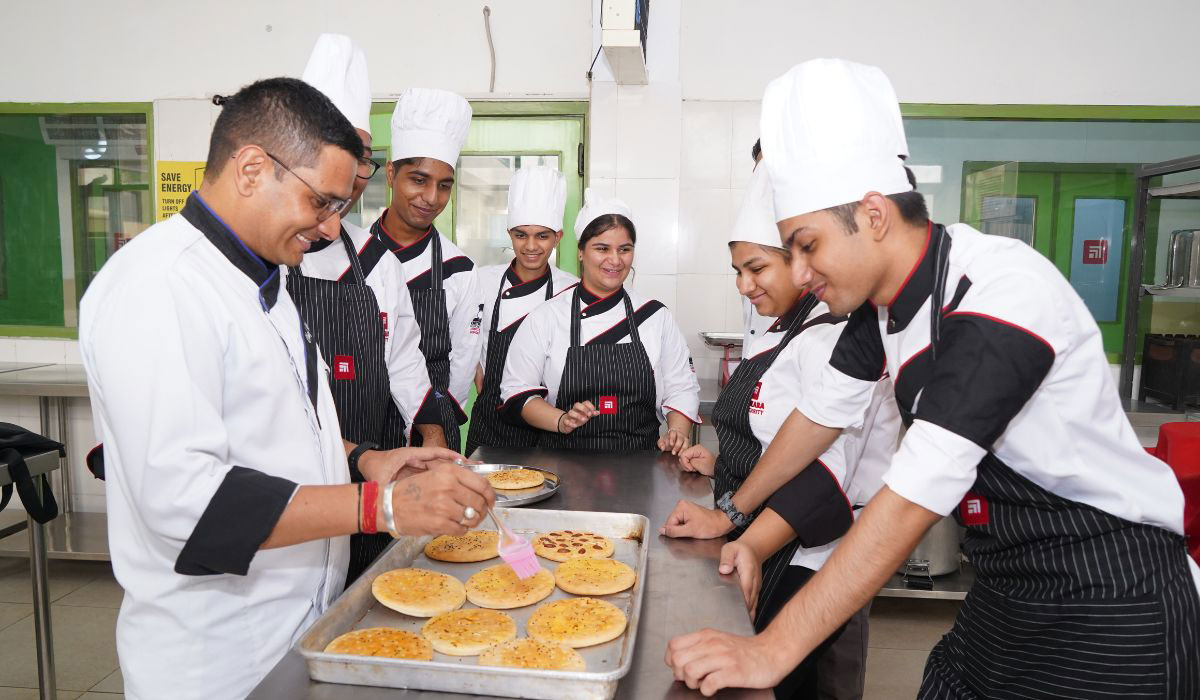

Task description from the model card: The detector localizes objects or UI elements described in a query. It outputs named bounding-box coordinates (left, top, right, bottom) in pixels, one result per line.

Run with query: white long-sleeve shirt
left=500, top=285, right=701, bottom=425
left=294, top=221, right=439, bottom=433
left=374, top=222, right=481, bottom=409
left=80, top=195, right=348, bottom=700
left=475, top=261, right=579, bottom=372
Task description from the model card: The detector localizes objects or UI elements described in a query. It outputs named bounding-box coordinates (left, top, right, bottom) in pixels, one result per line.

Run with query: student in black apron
left=290, top=35, right=459, bottom=583
left=498, top=190, right=702, bottom=453
left=667, top=58, right=1200, bottom=699
left=664, top=164, right=899, bottom=699
left=465, top=166, right=578, bottom=457
left=372, top=88, right=480, bottom=453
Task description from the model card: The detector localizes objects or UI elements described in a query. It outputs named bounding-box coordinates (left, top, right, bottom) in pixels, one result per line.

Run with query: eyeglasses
left=357, top=156, right=381, bottom=181
left=263, top=151, right=351, bottom=222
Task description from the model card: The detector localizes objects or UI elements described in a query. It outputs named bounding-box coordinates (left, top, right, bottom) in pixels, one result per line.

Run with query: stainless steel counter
left=249, top=448, right=770, bottom=700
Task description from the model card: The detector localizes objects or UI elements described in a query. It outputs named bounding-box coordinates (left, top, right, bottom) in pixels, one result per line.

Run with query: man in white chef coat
left=666, top=59, right=1199, bottom=699
left=80, top=77, right=493, bottom=700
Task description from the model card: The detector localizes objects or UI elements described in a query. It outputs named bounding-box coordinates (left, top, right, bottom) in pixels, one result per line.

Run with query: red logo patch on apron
left=752, top=381, right=762, bottom=401
left=960, top=491, right=989, bottom=526
left=598, top=396, right=618, bottom=414
left=380, top=311, right=389, bottom=340
left=333, top=355, right=356, bottom=380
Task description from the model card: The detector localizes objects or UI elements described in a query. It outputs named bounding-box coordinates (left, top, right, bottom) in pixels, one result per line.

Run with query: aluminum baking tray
left=699, top=331, right=744, bottom=348
left=297, top=508, right=648, bottom=700
left=470, top=463, right=561, bottom=508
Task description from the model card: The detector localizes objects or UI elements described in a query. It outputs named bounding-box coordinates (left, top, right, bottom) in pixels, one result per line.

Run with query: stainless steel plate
left=469, top=463, right=560, bottom=507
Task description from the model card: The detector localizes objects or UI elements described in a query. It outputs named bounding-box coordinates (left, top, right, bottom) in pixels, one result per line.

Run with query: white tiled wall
left=589, top=84, right=758, bottom=382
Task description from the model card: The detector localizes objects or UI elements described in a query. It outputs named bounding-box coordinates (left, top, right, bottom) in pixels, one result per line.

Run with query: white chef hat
left=761, top=58, right=911, bottom=222
left=389, top=88, right=472, bottom=168
left=507, top=166, right=566, bottom=232
left=301, top=33, right=372, bottom=135
left=728, top=164, right=785, bottom=249
left=573, top=188, right=634, bottom=238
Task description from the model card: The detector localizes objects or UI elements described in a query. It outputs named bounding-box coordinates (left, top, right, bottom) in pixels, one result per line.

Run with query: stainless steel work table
left=0, top=364, right=109, bottom=561
left=0, top=449, right=61, bottom=700
left=250, top=448, right=770, bottom=699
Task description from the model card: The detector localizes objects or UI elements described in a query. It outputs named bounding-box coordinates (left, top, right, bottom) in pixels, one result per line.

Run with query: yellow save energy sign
left=156, top=161, right=206, bottom=221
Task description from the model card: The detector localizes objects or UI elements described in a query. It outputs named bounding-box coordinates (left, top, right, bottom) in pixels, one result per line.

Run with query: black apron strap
left=0, top=448, right=58, bottom=524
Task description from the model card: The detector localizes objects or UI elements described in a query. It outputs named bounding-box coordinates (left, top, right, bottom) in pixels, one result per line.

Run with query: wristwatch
left=716, top=491, right=750, bottom=529
left=348, top=441, right=379, bottom=476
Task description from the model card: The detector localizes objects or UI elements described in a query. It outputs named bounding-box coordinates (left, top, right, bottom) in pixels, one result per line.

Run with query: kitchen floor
left=0, top=558, right=958, bottom=700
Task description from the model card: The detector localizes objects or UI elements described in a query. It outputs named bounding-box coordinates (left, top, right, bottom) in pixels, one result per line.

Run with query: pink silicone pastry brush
left=489, top=506, right=539, bottom=579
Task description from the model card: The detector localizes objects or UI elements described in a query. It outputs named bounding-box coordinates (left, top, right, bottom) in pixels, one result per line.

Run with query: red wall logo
left=333, top=355, right=356, bottom=380
left=598, top=395, right=618, bottom=414
left=1082, top=239, right=1108, bottom=265
left=380, top=312, right=389, bottom=340
left=960, top=492, right=989, bottom=526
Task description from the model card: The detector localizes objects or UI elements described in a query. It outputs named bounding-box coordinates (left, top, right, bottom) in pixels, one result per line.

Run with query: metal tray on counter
left=297, top=508, right=649, bottom=700
left=699, top=331, right=744, bottom=348
left=470, top=463, right=561, bottom=507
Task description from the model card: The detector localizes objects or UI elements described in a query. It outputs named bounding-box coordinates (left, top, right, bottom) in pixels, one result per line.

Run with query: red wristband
left=361, top=480, right=379, bottom=535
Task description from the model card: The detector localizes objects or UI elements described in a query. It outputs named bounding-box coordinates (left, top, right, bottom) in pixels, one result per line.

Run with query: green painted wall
left=0, top=115, right=63, bottom=326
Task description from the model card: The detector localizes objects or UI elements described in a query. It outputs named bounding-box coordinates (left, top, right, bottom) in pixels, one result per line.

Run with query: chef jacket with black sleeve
left=499, top=286, right=702, bottom=426
left=801, top=223, right=1200, bottom=594
left=79, top=195, right=350, bottom=700
left=742, top=302, right=900, bottom=570
left=295, top=221, right=440, bottom=438
left=475, top=261, right=579, bottom=374
left=376, top=225, right=481, bottom=414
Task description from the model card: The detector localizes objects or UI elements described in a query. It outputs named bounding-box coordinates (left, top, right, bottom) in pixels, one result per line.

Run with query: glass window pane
left=0, top=110, right=150, bottom=328
left=454, top=154, right=560, bottom=268
left=980, top=195, right=1036, bottom=245
left=1070, top=198, right=1126, bottom=323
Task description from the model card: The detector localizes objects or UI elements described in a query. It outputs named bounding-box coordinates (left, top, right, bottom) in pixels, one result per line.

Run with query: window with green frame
left=0, top=104, right=153, bottom=337
left=899, top=106, right=1200, bottom=362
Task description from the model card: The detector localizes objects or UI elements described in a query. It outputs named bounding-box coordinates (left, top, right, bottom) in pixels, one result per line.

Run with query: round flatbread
left=465, top=564, right=555, bottom=609
left=477, top=638, right=586, bottom=672
left=323, top=627, right=434, bottom=660
left=527, top=597, right=627, bottom=648
left=425, top=531, right=500, bottom=563
left=554, top=557, right=636, bottom=596
left=533, top=530, right=615, bottom=562
left=421, top=608, right=517, bottom=656
left=486, top=468, right=546, bottom=490
left=372, top=568, right=466, bottom=618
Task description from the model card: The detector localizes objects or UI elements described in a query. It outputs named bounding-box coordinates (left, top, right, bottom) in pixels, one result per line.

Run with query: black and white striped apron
left=711, top=295, right=819, bottom=624
left=286, top=228, right=393, bottom=584
left=371, top=224, right=467, bottom=452
left=538, top=288, right=658, bottom=452
left=464, top=268, right=555, bottom=457
left=917, top=227, right=1200, bottom=699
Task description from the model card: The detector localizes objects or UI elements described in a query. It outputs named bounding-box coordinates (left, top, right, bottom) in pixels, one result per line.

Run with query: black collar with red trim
left=578, top=284, right=624, bottom=319
left=886, top=222, right=936, bottom=334
left=502, top=261, right=551, bottom=300
left=372, top=217, right=435, bottom=264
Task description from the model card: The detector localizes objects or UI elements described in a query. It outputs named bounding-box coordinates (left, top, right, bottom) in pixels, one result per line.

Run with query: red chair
left=1148, top=422, right=1200, bottom=564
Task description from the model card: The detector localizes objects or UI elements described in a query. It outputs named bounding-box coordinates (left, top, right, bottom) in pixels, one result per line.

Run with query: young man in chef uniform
left=290, top=34, right=448, bottom=583
left=370, top=89, right=481, bottom=453
left=667, top=58, right=1200, bottom=699
left=80, top=77, right=493, bottom=700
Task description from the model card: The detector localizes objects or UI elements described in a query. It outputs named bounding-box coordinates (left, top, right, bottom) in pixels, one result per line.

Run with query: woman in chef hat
left=498, top=189, right=700, bottom=453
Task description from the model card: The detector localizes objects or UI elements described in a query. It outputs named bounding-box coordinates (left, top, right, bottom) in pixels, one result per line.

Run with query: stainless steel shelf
left=0, top=511, right=109, bottom=561
left=1141, top=284, right=1200, bottom=299
left=1148, top=181, right=1200, bottom=199
left=878, top=564, right=974, bottom=600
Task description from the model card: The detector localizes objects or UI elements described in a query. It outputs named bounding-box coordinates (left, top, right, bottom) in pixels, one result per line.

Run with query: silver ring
left=463, top=506, right=477, bottom=521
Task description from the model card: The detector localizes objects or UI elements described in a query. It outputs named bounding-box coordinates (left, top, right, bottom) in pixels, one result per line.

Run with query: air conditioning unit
left=602, top=0, right=649, bottom=84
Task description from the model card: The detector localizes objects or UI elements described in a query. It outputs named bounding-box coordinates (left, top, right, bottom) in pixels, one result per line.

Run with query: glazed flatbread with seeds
left=424, top=530, right=500, bottom=563
left=554, top=557, right=636, bottom=596
left=486, top=468, right=546, bottom=490
left=372, top=568, right=466, bottom=617
left=527, top=597, right=627, bottom=648
left=465, top=564, right=555, bottom=609
left=323, top=627, right=434, bottom=660
left=477, top=638, right=586, bottom=672
left=420, top=608, right=517, bottom=656
left=533, top=529, right=615, bottom=562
